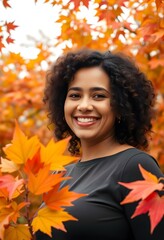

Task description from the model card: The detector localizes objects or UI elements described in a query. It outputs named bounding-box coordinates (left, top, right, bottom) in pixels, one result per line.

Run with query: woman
left=36, top=49, right=164, bottom=239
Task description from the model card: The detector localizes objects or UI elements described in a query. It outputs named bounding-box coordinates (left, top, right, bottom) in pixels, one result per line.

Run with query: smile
left=77, top=117, right=97, bottom=123
left=74, top=117, right=99, bottom=127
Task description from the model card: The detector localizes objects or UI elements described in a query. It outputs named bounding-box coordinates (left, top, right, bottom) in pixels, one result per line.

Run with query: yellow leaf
left=50, top=155, right=79, bottom=171
left=0, top=208, right=13, bottom=240
left=40, top=138, right=79, bottom=171
left=32, top=207, right=77, bottom=237
left=139, top=164, right=159, bottom=183
left=4, top=224, right=31, bottom=240
left=3, top=121, right=40, bottom=164
left=27, top=165, right=69, bottom=195
left=0, top=157, right=19, bottom=173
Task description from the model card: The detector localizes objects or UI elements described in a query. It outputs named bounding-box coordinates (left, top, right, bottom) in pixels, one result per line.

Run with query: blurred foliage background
left=0, top=0, right=164, bottom=172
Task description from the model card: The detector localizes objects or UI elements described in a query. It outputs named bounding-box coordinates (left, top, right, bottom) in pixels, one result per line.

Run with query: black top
left=36, top=148, right=164, bottom=240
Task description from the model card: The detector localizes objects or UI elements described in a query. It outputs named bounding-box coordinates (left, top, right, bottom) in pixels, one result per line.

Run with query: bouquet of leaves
left=0, top=122, right=85, bottom=240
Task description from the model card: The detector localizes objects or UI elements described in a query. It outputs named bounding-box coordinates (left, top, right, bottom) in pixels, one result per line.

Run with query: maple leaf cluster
left=0, top=121, right=86, bottom=240
left=119, top=164, right=164, bottom=234
left=0, top=1, right=18, bottom=51
left=0, top=21, right=18, bottom=52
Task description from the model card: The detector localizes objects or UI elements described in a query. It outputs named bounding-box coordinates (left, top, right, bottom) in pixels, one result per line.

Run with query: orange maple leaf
left=40, top=137, right=79, bottom=171
left=132, top=192, right=164, bottom=233
left=0, top=187, right=9, bottom=199
left=2, top=0, right=11, bottom=8
left=32, top=207, right=77, bottom=237
left=3, top=120, right=40, bottom=165
left=152, top=29, right=164, bottom=42
left=27, top=165, right=70, bottom=195
left=4, top=224, right=31, bottom=240
left=24, top=148, right=44, bottom=175
left=119, top=164, right=163, bottom=204
left=0, top=175, right=24, bottom=200
left=69, top=0, right=89, bottom=9
left=155, top=0, right=163, bottom=9
left=43, top=185, right=87, bottom=210
left=0, top=208, right=13, bottom=240
left=9, top=201, right=29, bottom=223
left=5, top=21, right=18, bottom=33
left=149, top=58, right=164, bottom=69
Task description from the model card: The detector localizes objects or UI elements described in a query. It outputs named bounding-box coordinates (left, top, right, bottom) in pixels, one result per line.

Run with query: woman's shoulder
left=119, top=148, right=163, bottom=182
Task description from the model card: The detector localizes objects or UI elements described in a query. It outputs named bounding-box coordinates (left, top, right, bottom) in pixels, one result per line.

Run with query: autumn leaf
left=24, top=148, right=44, bottom=175
left=9, top=201, right=29, bottom=223
left=0, top=175, right=24, bottom=200
left=132, top=192, right=164, bottom=233
left=0, top=187, right=9, bottom=199
left=0, top=208, right=13, bottom=240
left=3, top=121, right=40, bottom=165
left=6, top=36, right=15, bottom=44
left=149, top=58, right=164, bottom=69
left=27, top=165, right=70, bottom=195
left=5, top=21, right=18, bottom=33
left=155, top=0, right=163, bottom=9
left=43, top=185, right=87, bottom=210
left=119, top=164, right=164, bottom=233
left=0, top=198, right=9, bottom=211
left=69, top=0, right=89, bottom=9
left=2, top=0, right=11, bottom=8
left=119, top=164, right=163, bottom=204
left=40, top=137, right=79, bottom=171
left=4, top=224, right=31, bottom=240
left=0, top=157, right=19, bottom=173
left=32, top=207, right=77, bottom=237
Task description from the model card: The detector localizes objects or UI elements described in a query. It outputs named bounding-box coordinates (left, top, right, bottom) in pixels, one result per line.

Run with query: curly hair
left=43, top=48, right=155, bottom=155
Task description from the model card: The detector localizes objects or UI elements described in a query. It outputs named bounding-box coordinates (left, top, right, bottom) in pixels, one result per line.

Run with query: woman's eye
left=93, top=94, right=106, bottom=99
left=69, top=93, right=80, bottom=99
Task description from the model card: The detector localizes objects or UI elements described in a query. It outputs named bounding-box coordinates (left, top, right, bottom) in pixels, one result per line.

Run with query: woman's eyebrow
left=68, top=87, right=81, bottom=92
left=90, top=87, right=109, bottom=93
left=68, top=87, right=109, bottom=93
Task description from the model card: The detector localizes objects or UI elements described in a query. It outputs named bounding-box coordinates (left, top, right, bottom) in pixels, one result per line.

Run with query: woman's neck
left=80, top=138, right=133, bottom=162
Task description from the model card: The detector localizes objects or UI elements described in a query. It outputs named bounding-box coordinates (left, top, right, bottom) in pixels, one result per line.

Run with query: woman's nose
left=77, top=98, right=93, bottom=112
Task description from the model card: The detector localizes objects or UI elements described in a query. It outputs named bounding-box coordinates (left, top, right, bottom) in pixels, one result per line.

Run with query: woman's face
left=64, top=67, right=116, bottom=145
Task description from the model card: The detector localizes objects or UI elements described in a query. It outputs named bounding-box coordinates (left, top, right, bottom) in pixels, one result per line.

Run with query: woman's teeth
left=77, top=118, right=96, bottom=123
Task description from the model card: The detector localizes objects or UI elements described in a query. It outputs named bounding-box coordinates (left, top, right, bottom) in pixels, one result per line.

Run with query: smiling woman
left=64, top=67, right=116, bottom=150
left=36, top=48, right=164, bottom=240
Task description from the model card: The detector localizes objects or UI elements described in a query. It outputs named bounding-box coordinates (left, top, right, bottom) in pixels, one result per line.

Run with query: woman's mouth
left=74, top=117, right=99, bottom=126
left=77, top=117, right=97, bottom=123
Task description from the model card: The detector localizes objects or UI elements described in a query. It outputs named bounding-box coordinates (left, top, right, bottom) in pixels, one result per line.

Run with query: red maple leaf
left=6, top=36, right=15, bottom=44
left=24, top=148, right=44, bottom=175
left=119, top=164, right=164, bottom=233
left=2, top=0, right=11, bottom=8
left=119, top=164, right=163, bottom=204
left=5, top=21, right=18, bottom=33
left=132, top=192, right=164, bottom=233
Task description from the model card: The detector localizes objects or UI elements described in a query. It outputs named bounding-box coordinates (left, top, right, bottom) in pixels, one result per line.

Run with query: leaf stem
left=24, top=185, right=36, bottom=240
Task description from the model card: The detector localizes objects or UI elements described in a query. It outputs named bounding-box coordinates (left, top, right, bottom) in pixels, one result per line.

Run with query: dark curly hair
left=43, top=48, right=155, bottom=155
